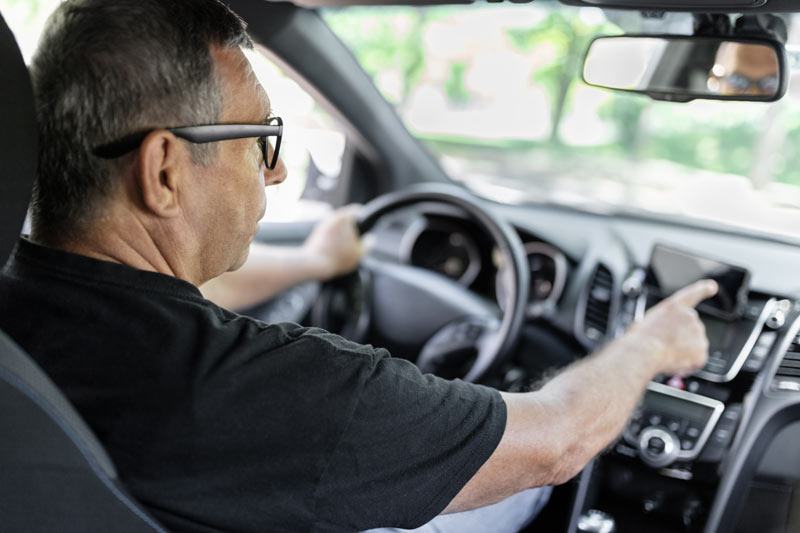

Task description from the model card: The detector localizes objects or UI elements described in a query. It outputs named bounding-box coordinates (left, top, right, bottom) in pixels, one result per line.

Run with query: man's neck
left=39, top=212, right=202, bottom=286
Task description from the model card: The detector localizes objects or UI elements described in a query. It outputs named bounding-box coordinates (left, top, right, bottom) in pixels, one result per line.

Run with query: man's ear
left=136, top=130, right=186, bottom=218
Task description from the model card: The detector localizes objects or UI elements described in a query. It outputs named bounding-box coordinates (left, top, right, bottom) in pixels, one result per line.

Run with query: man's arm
left=444, top=280, right=717, bottom=513
left=200, top=205, right=366, bottom=310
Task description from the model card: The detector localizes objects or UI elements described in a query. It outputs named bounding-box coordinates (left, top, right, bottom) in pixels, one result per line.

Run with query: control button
left=667, top=375, right=685, bottom=390
left=773, top=379, right=800, bottom=392
left=687, top=381, right=700, bottom=393
left=743, top=357, right=766, bottom=373
left=648, top=414, right=662, bottom=426
left=766, top=310, right=786, bottom=330
left=639, top=426, right=679, bottom=468
left=667, top=420, right=682, bottom=433
left=750, top=345, right=770, bottom=359
left=686, top=426, right=701, bottom=439
left=681, top=439, right=695, bottom=450
left=713, top=428, right=731, bottom=443
left=616, top=443, right=637, bottom=457
left=757, top=331, right=777, bottom=347
left=722, top=405, right=742, bottom=422
left=647, top=436, right=666, bottom=454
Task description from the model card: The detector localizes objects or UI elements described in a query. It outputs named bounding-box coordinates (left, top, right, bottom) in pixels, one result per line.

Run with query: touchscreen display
left=647, top=244, right=750, bottom=319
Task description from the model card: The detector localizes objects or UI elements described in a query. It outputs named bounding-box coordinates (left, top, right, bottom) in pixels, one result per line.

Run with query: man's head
left=708, top=42, right=779, bottom=96
left=29, top=0, right=285, bottom=283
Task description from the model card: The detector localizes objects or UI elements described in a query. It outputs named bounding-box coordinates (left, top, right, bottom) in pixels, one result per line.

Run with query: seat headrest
left=0, top=13, right=37, bottom=265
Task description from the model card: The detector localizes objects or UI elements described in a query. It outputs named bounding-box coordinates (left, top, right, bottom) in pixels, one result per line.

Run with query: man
left=0, top=0, right=716, bottom=532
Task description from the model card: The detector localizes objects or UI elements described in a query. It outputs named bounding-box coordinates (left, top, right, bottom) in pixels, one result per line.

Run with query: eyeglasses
left=92, top=116, right=283, bottom=170
left=722, top=73, right=779, bottom=93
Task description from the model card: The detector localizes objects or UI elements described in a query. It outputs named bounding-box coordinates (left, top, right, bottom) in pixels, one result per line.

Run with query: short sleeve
left=312, top=353, right=506, bottom=532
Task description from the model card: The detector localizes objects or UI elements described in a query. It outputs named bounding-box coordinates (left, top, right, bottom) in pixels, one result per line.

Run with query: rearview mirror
left=583, top=35, right=787, bottom=102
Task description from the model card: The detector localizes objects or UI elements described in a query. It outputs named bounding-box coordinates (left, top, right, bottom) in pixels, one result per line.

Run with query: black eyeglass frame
left=719, top=72, right=780, bottom=92
left=92, top=117, right=283, bottom=170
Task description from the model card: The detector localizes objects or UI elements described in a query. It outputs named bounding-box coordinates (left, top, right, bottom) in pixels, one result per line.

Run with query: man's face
left=190, top=46, right=287, bottom=278
left=711, top=43, right=779, bottom=96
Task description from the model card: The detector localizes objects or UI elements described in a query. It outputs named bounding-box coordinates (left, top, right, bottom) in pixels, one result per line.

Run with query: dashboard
left=253, top=199, right=800, bottom=533
left=495, top=201, right=800, bottom=533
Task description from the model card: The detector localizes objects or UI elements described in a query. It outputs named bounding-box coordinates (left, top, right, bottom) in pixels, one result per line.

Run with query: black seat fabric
left=0, top=10, right=166, bottom=532
left=0, top=330, right=165, bottom=532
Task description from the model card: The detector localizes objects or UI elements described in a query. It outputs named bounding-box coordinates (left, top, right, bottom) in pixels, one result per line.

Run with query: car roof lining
left=273, top=0, right=800, bottom=13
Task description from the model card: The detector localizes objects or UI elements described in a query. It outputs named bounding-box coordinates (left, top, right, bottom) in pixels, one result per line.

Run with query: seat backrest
left=0, top=11, right=166, bottom=532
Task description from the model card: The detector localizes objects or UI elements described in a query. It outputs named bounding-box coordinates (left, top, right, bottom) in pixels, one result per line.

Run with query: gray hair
left=29, top=0, right=253, bottom=244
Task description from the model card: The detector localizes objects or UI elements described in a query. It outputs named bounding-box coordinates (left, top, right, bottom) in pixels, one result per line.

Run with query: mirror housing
left=583, top=35, right=788, bottom=102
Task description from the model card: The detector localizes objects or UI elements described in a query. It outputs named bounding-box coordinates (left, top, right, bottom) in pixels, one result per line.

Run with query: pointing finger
left=671, top=279, right=719, bottom=308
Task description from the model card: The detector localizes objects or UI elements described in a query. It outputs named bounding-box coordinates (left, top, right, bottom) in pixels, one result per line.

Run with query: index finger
left=340, top=203, right=363, bottom=218
left=670, top=279, right=719, bottom=307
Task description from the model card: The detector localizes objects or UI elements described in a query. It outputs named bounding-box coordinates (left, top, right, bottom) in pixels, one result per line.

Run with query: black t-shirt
left=0, top=239, right=506, bottom=532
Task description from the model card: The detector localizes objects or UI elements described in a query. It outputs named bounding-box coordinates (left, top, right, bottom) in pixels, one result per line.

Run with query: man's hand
left=625, top=279, right=718, bottom=376
left=446, top=279, right=719, bottom=513
left=303, top=204, right=368, bottom=280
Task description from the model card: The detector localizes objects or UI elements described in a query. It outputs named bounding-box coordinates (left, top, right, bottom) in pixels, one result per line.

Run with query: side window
left=0, top=0, right=351, bottom=226
left=245, top=47, right=349, bottom=223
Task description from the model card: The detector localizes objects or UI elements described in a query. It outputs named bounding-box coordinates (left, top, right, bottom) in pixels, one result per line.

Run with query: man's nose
left=263, top=141, right=287, bottom=187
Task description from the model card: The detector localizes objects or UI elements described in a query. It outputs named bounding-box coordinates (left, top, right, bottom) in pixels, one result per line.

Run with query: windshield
left=324, top=4, right=800, bottom=240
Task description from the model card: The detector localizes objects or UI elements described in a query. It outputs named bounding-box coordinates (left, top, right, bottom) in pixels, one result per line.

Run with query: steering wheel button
left=681, top=439, right=695, bottom=450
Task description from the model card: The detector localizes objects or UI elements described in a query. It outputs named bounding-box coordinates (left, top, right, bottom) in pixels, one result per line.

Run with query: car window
left=1, top=0, right=349, bottom=224
left=245, top=47, right=348, bottom=222
left=323, top=5, right=800, bottom=240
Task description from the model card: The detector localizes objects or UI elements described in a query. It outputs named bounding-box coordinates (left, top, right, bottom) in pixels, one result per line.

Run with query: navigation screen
left=647, top=244, right=750, bottom=320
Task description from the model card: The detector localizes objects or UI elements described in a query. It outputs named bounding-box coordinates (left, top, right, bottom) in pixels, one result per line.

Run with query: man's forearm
left=513, top=330, right=665, bottom=485
left=446, top=281, right=715, bottom=513
left=200, top=244, right=332, bottom=310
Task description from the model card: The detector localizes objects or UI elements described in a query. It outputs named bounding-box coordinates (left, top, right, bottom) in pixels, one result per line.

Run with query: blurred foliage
left=444, top=62, right=470, bottom=105
left=324, top=7, right=425, bottom=105
left=324, top=4, right=800, bottom=190
left=506, top=10, right=617, bottom=143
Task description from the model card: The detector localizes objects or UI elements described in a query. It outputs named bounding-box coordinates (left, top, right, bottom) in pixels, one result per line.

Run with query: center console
left=570, top=247, right=796, bottom=533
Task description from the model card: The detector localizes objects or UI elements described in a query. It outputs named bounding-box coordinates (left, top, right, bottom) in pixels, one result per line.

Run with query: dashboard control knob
left=766, top=309, right=786, bottom=329
left=638, top=426, right=679, bottom=468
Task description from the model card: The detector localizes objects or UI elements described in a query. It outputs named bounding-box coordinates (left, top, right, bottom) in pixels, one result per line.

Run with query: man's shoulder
left=211, top=316, right=388, bottom=379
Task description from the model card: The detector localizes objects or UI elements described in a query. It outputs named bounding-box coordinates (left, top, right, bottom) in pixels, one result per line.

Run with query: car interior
left=3, top=0, right=800, bottom=532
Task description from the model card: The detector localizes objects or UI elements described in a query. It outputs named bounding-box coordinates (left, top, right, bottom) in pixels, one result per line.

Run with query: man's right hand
left=626, top=279, right=718, bottom=376
left=444, top=278, right=719, bottom=513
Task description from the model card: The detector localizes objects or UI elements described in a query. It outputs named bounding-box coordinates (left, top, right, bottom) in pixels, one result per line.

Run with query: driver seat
left=0, top=11, right=166, bottom=532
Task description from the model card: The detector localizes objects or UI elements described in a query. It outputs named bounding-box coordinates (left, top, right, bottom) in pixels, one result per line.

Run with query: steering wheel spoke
left=322, top=183, right=529, bottom=383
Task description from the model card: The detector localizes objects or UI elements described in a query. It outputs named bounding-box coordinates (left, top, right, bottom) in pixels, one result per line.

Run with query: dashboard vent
left=584, top=264, right=613, bottom=342
left=773, top=332, right=800, bottom=392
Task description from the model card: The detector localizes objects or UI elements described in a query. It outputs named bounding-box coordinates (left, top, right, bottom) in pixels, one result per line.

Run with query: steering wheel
left=351, top=183, right=530, bottom=383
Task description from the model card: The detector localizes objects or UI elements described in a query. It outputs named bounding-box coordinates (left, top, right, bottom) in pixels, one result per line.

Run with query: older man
left=0, top=0, right=716, bottom=531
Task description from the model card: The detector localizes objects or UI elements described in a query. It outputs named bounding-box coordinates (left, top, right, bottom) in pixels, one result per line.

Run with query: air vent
left=772, top=332, right=800, bottom=393
left=584, top=264, right=613, bottom=342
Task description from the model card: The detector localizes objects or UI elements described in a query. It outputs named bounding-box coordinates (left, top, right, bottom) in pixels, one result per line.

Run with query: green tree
left=324, top=7, right=426, bottom=106
left=507, top=9, right=617, bottom=145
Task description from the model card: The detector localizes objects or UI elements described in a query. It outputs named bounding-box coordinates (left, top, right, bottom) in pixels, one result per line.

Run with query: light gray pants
left=363, top=486, right=552, bottom=533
